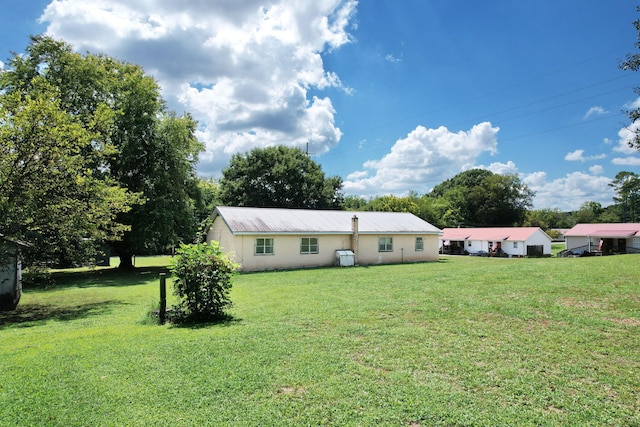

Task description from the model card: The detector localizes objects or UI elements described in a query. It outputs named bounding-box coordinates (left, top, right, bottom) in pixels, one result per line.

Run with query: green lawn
left=1, top=255, right=639, bottom=426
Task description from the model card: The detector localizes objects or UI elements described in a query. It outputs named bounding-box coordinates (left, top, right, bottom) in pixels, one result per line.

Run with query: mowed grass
left=1, top=255, right=639, bottom=426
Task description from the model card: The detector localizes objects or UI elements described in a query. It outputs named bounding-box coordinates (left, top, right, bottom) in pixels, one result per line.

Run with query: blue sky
left=1, top=1, right=639, bottom=210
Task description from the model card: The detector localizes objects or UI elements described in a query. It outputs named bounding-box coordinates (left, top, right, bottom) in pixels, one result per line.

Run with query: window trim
left=300, top=237, right=319, bottom=254
left=378, top=236, right=393, bottom=252
left=255, top=238, right=274, bottom=255
left=415, top=237, right=424, bottom=252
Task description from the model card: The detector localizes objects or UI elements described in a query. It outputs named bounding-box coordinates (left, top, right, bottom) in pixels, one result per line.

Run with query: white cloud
left=623, top=97, right=640, bottom=111
left=565, top=149, right=585, bottom=162
left=346, top=170, right=368, bottom=180
left=564, top=149, right=606, bottom=162
left=480, top=161, right=518, bottom=175
left=39, top=0, right=358, bottom=177
left=385, top=53, right=402, bottom=63
left=612, top=157, right=640, bottom=166
left=583, top=106, right=608, bottom=119
left=615, top=121, right=640, bottom=155
left=343, top=122, right=500, bottom=196
left=589, top=164, right=604, bottom=175
left=523, top=171, right=613, bottom=210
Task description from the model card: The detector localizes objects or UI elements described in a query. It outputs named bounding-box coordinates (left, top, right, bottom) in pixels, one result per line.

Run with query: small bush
left=170, top=242, right=239, bottom=322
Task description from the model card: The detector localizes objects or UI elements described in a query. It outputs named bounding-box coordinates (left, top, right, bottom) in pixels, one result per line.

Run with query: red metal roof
left=441, top=227, right=548, bottom=242
left=564, top=223, right=640, bottom=238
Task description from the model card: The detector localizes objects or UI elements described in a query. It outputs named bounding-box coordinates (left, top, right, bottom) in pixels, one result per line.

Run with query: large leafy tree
left=621, top=6, right=640, bottom=150
left=429, top=169, right=534, bottom=226
left=0, top=79, right=135, bottom=265
left=218, top=146, right=343, bottom=209
left=609, top=171, right=640, bottom=222
left=111, top=112, right=203, bottom=267
left=1, top=36, right=203, bottom=268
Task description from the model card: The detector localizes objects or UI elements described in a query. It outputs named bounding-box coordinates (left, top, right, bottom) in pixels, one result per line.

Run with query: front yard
left=1, top=255, right=638, bottom=426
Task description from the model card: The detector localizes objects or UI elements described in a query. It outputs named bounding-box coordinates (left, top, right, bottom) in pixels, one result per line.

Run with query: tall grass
left=1, top=255, right=638, bottom=426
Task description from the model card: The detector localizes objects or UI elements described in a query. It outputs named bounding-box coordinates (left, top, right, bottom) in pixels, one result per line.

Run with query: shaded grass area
left=1, top=255, right=639, bottom=426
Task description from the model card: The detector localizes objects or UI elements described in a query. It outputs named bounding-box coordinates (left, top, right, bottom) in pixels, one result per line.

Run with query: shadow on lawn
left=0, top=300, right=124, bottom=329
left=25, top=266, right=171, bottom=291
left=163, top=311, right=242, bottom=329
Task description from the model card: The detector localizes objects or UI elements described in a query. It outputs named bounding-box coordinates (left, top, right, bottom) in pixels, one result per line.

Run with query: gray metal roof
left=213, top=206, right=442, bottom=235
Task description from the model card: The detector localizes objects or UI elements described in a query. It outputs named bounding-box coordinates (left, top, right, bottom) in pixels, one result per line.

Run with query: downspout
left=351, top=215, right=359, bottom=265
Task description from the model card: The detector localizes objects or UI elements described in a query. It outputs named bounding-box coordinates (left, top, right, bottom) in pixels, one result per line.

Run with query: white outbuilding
left=440, top=227, right=552, bottom=257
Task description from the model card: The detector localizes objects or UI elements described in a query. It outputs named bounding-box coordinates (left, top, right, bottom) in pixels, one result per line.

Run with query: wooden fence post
left=159, top=273, right=166, bottom=325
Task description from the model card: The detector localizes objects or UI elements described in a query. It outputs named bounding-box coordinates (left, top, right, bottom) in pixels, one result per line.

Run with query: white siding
left=566, top=236, right=592, bottom=251
left=522, top=230, right=553, bottom=255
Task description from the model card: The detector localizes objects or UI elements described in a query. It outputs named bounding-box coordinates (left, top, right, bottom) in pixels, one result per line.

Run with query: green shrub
left=170, top=242, right=238, bottom=322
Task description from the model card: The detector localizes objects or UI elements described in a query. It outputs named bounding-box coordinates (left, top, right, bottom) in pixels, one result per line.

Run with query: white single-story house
left=0, top=234, right=28, bottom=310
left=564, top=223, right=640, bottom=255
left=440, top=227, right=552, bottom=257
left=206, top=206, right=442, bottom=271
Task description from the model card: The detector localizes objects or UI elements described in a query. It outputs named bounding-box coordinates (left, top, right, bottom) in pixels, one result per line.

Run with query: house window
left=468, top=241, right=472, bottom=247
left=513, top=242, right=518, bottom=248
left=415, top=237, right=424, bottom=251
left=301, top=237, right=319, bottom=254
left=379, top=237, right=393, bottom=252
left=255, top=238, right=274, bottom=255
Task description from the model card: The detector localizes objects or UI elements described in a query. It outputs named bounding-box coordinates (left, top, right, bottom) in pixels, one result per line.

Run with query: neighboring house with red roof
left=440, top=227, right=552, bottom=257
left=207, top=206, right=442, bottom=271
left=564, top=223, right=640, bottom=255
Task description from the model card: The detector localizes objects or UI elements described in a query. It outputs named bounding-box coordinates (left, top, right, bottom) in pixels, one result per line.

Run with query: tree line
left=0, top=36, right=207, bottom=269
left=2, top=20, right=640, bottom=270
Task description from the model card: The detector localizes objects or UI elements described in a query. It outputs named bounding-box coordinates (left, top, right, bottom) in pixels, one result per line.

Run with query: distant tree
left=430, top=169, right=494, bottom=197
left=194, top=178, right=221, bottom=226
left=1, top=36, right=204, bottom=268
left=609, top=171, right=640, bottom=222
left=599, top=207, right=622, bottom=224
left=524, top=208, right=573, bottom=230
left=366, top=195, right=419, bottom=213
left=429, top=169, right=534, bottom=226
left=343, top=195, right=369, bottom=210
left=573, top=201, right=606, bottom=224
left=218, top=146, right=343, bottom=209
left=341, top=192, right=461, bottom=229
left=620, top=6, right=640, bottom=150
left=411, top=195, right=462, bottom=229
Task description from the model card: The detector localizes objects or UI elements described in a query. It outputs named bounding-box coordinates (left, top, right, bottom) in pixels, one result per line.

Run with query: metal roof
left=213, top=206, right=442, bottom=235
left=564, top=223, right=640, bottom=238
left=441, top=227, right=549, bottom=242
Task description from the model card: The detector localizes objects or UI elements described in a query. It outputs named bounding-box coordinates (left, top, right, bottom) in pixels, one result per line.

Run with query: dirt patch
left=608, top=318, right=640, bottom=327
left=277, top=386, right=306, bottom=396
left=557, top=297, right=608, bottom=309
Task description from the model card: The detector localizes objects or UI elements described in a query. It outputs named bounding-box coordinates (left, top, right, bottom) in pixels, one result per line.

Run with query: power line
left=317, top=47, right=637, bottom=168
